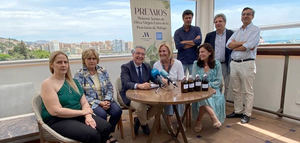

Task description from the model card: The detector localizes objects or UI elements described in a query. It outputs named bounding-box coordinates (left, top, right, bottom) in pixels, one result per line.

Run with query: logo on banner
left=142, top=32, right=150, bottom=38
left=156, top=32, right=162, bottom=40
left=141, top=32, right=152, bottom=41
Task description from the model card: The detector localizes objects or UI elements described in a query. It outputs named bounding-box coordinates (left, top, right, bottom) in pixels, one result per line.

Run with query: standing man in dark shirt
left=174, top=9, right=202, bottom=75
left=204, top=13, right=234, bottom=98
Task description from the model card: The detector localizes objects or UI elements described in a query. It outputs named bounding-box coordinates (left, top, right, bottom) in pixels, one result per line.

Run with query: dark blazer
left=204, top=29, right=234, bottom=67
left=120, top=60, right=152, bottom=106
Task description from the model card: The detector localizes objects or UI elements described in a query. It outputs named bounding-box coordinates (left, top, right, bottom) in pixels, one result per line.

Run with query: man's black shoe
left=141, top=124, right=150, bottom=135
left=134, top=117, right=140, bottom=135
left=241, top=115, right=250, bottom=124
left=226, top=112, right=243, bottom=118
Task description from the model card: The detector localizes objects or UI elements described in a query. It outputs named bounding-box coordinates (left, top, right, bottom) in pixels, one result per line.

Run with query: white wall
left=254, top=55, right=285, bottom=111
left=284, top=56, right=300, bottom=117
left=225, top=55, right=299, bottom=119
left=0, top=82, right=35, bottom=117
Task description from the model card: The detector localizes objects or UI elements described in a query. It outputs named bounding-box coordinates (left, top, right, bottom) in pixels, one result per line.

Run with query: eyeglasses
left=242, top=13, right=252, bottom=16
left=135, top=52, right=145, bottom=56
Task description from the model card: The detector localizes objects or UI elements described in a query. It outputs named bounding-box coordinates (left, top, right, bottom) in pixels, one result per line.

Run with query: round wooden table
left=126, top=84, right=215, bottom=143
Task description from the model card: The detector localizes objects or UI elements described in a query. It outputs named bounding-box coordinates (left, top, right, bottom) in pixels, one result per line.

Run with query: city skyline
left=0, top=0, right=300, bottom=43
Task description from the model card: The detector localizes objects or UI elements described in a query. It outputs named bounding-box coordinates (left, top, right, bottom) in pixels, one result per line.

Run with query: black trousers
left=46, top=115, right=111, bottom=143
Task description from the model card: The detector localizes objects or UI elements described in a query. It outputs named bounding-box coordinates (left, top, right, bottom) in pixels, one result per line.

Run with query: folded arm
left=227, top=39, right=246, bottom=49
left=242, top=29, right=260, bottom=51
left=181, top=35, right=201, bottom=49
left=227, top=28, right=260, bottom=51
left=174, top=31, right=185, bottom=50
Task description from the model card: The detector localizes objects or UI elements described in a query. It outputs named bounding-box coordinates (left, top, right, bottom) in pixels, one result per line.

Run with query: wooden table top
left=126, top=83, right=215, bottom=105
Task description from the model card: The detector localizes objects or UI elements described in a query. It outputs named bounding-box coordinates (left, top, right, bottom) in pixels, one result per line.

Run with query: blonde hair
left=81, top=48, right=99, bottom=67
left=49, top=51, right=79, bottom=93
left=158, top=42, right=173, bottom=60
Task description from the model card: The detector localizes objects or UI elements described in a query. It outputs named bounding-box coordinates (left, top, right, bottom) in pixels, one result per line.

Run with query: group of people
left=175, top=7, right=260, bottom=132
left=39, top=7, right=260, bottom=143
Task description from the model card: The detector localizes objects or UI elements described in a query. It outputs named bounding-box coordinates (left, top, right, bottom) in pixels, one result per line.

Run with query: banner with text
left=130, top=0, right=171, bottom=65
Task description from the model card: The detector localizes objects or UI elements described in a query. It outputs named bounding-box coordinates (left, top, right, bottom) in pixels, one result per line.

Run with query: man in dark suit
left=204, top=13, right=234, bottom=98
left=120, top=46, right=159, bottom=136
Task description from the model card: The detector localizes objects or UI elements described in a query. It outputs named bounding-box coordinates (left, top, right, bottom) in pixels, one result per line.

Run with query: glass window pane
left=215, top=0, right=300, bottom=44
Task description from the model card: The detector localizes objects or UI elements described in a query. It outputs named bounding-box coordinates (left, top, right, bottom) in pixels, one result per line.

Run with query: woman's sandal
left=194, top=121, right=202, bottom=133
left=108, top=135, right=119, bottom=143
left=109, top=139, right=118, bottom=143
left=213, top=121, right=222, bottom=129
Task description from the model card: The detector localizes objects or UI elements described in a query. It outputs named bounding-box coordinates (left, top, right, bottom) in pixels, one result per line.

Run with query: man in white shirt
left=226, top=7, right=260, bottom=124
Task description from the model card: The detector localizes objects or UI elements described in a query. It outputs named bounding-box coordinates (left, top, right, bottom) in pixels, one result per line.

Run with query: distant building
left=112, top=39, right=124, bottom=52
left=60, top=43, right=71, bottom=55
left=90, top=41, right=101, bottom=52
left=70, top=44, right=81, bottom=55
left=105, top=40, right=112, bottom=50
left=80, top=42, right=90, bottom=51
left=49, top=40, right=60, bottom=53
left=41, top=43, right=50, bottom=52
left=125, top=41, right=133, bottom=52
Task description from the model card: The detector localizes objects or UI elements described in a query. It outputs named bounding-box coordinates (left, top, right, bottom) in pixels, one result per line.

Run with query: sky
left=0, top=0, right=300, bottom=43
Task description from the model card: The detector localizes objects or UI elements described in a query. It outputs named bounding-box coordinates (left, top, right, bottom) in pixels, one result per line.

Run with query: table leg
left=147, top=106, right=163, bottom=143
left=162, top=113, right=174, bottom=135
left=173, top=104, right=191, bottom=136
left=181, top=104, right=190, bottom=125
left=173, top=105, right=188, bottom=143
left=182, top=104, right=191, bottom=129
left=161, top=112, right=178, bottom=142
left=188, top=105, right=192, bottom=127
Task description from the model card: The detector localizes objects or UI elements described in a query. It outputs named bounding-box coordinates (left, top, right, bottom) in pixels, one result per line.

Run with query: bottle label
left=184, top=84, right=188, bottom=89
left=202, top=84, right=208, bottom=88
left=195, top=81, right=201, bottom=86
left=189, top=83, right=194, bottom=88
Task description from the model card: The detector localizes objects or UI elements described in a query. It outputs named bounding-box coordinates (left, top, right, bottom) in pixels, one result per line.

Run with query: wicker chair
left=115, top=77, right=136, bottom=140
left=32, top=95, right=79, bottom=143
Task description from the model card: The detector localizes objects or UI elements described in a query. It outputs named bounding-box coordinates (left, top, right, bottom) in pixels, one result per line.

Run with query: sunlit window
left=215, top=0, right=300, bottom=45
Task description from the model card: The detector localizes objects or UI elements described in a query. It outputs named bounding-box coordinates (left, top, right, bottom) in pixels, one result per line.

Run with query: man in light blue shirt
left=226, top=7, right=260, bottom=124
